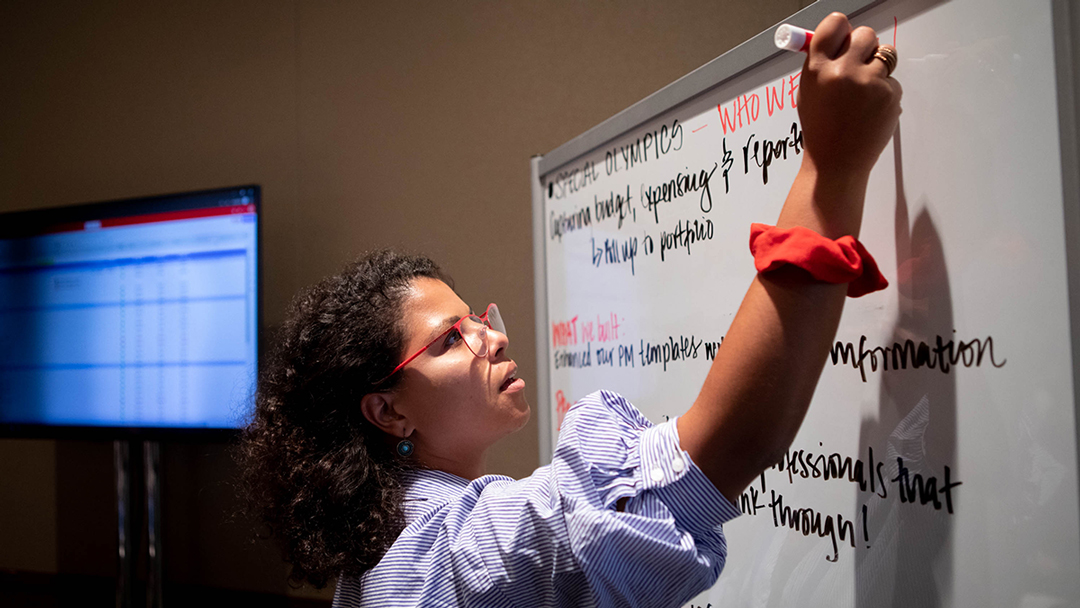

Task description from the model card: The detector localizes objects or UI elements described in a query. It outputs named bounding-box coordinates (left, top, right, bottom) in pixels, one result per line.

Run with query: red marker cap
left=775, top=24, right=813, bottom=53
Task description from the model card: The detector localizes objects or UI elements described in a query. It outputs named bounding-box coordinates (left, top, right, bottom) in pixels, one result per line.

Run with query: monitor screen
left=0, top=186, right=259, bottom=435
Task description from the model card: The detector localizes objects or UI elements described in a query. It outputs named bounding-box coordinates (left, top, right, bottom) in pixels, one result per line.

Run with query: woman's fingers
left=848, top=26, right=880, bottom=64
left=814, top=18, right=895, bottom=81
left=885, top=76, right=903, bottom=118
left=869, top=44, right=899, bottom=79
left=887, top=75, right=903, bottom=100
left=810, top=12, right=853, bottom=60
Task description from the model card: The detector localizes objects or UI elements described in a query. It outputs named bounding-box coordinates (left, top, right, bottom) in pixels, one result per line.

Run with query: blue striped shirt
left=333, top=390, right=741, bottom=607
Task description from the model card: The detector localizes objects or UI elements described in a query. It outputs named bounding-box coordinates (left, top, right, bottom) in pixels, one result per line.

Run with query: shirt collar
left=401, top=467, right=471, bottom=506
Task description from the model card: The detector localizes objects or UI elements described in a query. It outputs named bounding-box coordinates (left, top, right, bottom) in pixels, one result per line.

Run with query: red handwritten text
left=553, top=313, right=623, bottom=348
left=556, top=390, right=572, bottom=431
left=718, top=92, right=760, bottom=135
left=719, top=72, right=802, bottom=134
left=766, top=72, right=801, bottom=116
left=597, top=312, right=621, bottom=342
left=552, top=316, right=579, bottom=348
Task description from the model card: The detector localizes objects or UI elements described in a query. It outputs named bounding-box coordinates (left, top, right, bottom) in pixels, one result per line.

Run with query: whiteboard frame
left=531, top=0, right=885, bottom=464
left=1053, top=0, right=1080, bottom=541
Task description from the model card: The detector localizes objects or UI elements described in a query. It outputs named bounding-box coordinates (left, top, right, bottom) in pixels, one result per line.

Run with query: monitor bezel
left=0, top=185, right=262, bottom=440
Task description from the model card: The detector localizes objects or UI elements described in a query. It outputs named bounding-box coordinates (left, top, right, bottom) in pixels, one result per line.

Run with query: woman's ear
left=360, top=392, right=408, bottom=436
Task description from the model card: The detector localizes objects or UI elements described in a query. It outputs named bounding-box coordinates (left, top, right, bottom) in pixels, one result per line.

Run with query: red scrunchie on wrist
left=749, top=223, right=888, bottom=297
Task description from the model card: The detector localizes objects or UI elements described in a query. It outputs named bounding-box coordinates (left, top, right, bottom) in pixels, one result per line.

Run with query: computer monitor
left=0, top=185, right=260, bottom=437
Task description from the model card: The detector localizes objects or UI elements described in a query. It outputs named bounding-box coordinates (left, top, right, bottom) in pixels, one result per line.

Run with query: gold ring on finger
left=873, top=45, right=898, bottom=77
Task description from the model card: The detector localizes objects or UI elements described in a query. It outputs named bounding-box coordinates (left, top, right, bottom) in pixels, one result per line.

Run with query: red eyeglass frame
left=373, top=303, right=501, bottom=385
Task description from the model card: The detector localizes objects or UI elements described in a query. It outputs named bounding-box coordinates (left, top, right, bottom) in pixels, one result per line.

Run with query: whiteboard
left=530, top=0, right=1080, bottom=606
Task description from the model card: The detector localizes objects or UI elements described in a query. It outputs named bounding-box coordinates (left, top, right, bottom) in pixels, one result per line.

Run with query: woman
left=239, top=13, right=902, bottom=608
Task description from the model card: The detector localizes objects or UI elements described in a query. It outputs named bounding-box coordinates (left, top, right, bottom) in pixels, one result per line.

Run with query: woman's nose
left=486, top=327, right=509, bottom=359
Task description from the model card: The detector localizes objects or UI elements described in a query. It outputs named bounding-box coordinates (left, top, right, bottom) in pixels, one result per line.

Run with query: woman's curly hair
left=237, top=250, right=448, bottom=588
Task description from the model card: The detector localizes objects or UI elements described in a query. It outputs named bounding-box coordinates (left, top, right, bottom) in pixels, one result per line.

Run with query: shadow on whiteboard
left=853, top=125, right=958, bottom=607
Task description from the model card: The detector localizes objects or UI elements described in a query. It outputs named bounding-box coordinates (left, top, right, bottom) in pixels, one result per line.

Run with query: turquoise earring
left=396, top=437, right=414, bottom=457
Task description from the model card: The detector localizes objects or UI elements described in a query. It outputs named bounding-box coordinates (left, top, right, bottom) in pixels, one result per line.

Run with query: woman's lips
left=501, top=376, right=525, bottom=392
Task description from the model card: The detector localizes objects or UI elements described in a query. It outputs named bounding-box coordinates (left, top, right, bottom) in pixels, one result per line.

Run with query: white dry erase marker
left=775, top=24, right=813, bottom=52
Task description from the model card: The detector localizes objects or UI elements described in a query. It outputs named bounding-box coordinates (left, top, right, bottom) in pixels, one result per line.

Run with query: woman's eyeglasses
left=373, top=303, right=505, bottom=385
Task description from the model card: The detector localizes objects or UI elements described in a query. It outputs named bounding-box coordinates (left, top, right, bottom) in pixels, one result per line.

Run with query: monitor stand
left=114, top=440, right=163, bottom=608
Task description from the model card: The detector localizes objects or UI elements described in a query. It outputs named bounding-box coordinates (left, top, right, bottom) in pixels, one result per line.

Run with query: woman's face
left=391, top=277, right=530, bottom=465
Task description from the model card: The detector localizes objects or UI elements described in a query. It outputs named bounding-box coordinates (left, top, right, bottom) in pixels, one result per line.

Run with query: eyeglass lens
left=461, top=304, right=505, bottom=358
left=486, top=303, right=505, bottom=334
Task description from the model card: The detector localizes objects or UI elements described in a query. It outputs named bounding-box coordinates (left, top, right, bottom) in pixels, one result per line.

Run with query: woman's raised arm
left=677, top=13, right=903, bottom=503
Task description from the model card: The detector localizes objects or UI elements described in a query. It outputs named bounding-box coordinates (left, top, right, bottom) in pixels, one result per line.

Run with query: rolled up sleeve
left=555, top=390, right=740, bottom=607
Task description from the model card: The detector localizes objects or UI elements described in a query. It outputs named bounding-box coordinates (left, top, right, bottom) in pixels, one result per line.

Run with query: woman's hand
left=774, top=13, right=903, bottom=239
left=798, top=12, right=903, bottom=179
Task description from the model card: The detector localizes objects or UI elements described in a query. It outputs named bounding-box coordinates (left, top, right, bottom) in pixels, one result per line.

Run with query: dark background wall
left=0, top=0, right=813, bottom=600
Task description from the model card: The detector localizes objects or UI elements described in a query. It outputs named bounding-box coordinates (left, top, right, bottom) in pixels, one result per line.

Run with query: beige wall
left=0, top=0, right=812, bottom=596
